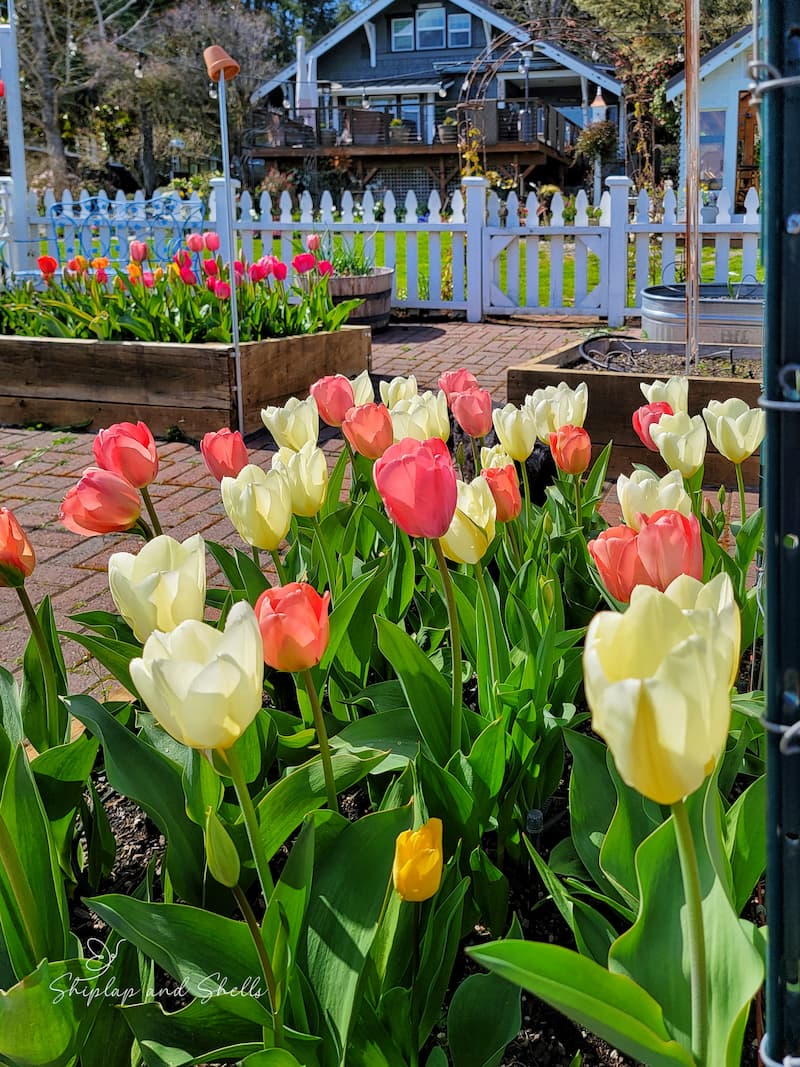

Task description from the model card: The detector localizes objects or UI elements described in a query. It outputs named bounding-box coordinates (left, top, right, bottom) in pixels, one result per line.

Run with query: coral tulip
left=525, top=381, right=588, bottom=440
left=130, top=601, right=263, bottom=751
left=93, top=421, right=159, bottom=489
left=0, top=507, right=35, bottom=587
left=129, top=241, right=149, bottom=263
left=393, top=818, right=443, bottom=902
left=481, top=464, right=522, bottom=522
left=379, top=374, right=418, bottom=408
left=261, top=396, right=319, bottom=451
left=702, top=398, right=766, bottom=464
left=588, top=525, right=652, bottom=603
left=583, top=574, right=739, bottom=804
left=632, top=402, right=673, bottom=451
left=200, top=428, right=249, bottom=482
left=342, top=402, right=394, bottom=459
left=60, top=468, right=142, bottom=536
left=373, top=437, right=457, bottom=539
left=492, top=403, right=538, bottom=462
left=549, top=424, right=592, bottom=475
left=271, top=444, right=328, bottom=517
left=108, top=533, right=206, bottom=642
left=255, top=582, right=330, bottom=672
left=438, top=368, right=479, bottom=405
left=441, top=477, right=497, bottom=565
left=650, top=412, right=708, bottom=478
left=390, top=390, right=450, bottom=442
left=310, top=374, right=355, bottom=427
left=452, top=388, right=493, bottom=438
left=203, top=232, right=221, bottom=251
left=640, top=376, right=688, bottom=415
left=221, top=465, right=292, bottom=551
left=617, top=469, right=691, bottom=531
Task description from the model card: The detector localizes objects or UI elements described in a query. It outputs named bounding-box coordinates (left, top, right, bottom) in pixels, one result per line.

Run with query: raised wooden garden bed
left=0, top=326, right=371, bottom=438
left=507, top=337, right=762, bottom=486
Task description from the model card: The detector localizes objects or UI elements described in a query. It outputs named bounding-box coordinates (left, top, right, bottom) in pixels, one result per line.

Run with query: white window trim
left=447, top=12, right=471, bottom=48
left=416, top=6, right=445, bottom=50
left=391, top=16, right=414, bottom=52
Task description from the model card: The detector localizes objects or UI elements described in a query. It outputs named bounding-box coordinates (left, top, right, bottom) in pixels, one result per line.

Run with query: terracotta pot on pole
left=203, top=45, right=245, bottom=434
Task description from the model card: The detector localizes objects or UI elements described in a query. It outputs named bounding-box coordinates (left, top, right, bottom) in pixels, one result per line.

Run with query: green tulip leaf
left=724, top=773, right=766, bottom=914
left=414, top=873, right=470, bottom=1042
left=599, top=750, right=661, bottom=910
left=0, top=667, right=23, bottom=778
left=468, top=940, right=695, bottom=1067
left=447, top=970, right=521, bottom=1067
left=565, top=731, right=619, bottom=899
left=21, top=596, right=68, bottom=750
left=61, top=631, right=142, bottom=696
left=333, top=707, right=421, bottom=772
left=239, top=1052, right=306, bottom=1066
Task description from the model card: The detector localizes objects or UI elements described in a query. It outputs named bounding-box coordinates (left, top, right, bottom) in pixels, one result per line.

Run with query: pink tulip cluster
left=60, top=421, right=160, bottom=536
left=439, top=368, right=493, bottom=439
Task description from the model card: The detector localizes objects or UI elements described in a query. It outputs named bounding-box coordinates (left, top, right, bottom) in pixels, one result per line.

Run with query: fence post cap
left=203, top=45, right=240, bottom=83
left=605, top=175, right=633, bottom=188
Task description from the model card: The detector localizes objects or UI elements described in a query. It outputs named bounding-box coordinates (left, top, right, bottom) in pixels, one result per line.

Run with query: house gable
left=665, top=25, right=751, bottom=103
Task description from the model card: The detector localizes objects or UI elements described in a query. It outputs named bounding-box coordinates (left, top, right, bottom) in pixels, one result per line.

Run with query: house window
left=700, top=109, right=725, bottom=188
left=416, top=7, right=445, bottom=49
left=391, top=17, right=413, bottom=51
left=448, top=13, right=470, bottom=47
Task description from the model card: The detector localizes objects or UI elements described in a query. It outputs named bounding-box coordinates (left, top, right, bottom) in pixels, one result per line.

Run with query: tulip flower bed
left=0, top=366, right=768, bottom=1067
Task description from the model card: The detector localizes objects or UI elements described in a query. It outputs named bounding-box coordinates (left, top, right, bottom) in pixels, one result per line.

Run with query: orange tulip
left=373, top=437, right=457, bottom=539
left=0, top=507, right=35, bottom=587
left=200, top=428, right=249, bottom=481
left=93, top=421, right=159, bottom=489
left=255, top=582, right=331, bottom=673
left=549, top=424, right=592, bottom=476
left=341, top=402, right=394, bottom=459
left=60, top=468, right=142, bottom=537
left=481, top=464, right=521, bottom=522
left=587, top=525, right=651, bottom=603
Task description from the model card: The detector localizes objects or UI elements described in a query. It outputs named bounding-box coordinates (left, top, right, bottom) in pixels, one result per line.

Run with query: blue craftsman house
left=245, top=0, right=623, bottom=201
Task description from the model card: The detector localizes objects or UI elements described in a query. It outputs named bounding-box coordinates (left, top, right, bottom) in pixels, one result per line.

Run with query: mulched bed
left=575, top=337, right=762, bottom=380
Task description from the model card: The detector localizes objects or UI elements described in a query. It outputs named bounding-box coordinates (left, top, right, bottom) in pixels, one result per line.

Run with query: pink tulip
left=95, top=267, right=109, bottom=284
left=439, top=368, right=480, bottom=405
left=200, top=428, right=249, bottom=481
left=451, top=388, right=493, bottom=438
left=342, top=403, right=394, bottom=460
left=293, top=252, right=317, bottom=274
left=636, top=509, right=703, bottom=589
left=587, top=526, right=651, bottom=603
left=310, top=375, right=355, bottom=427
left=258, top=255, right=277, bottom=276
left=306, top=233, right=321, bottom=252
left=373, top=437, right=457, bottom=539
left=255, top=582, right=331, bottom=672
left=633, top=402, right=673, bottom=451
left=93, top=421, right=159, bottom=488
left=202, top=258, right=219, bottom=277
left=129, top=241, right=149, bottom=263
left=179, top=266, right=198, bottom=285
left=186, top=233, right=205, bottom=253
left=549, top=425, right=592, bottom=476
left=173, top=250, right=191, bottom=268
left=317, top=260, right=333, bottom=276
left=249, top=262, right=268, bottom=283
left=213, top=281, right=231, bottom=300
left=273, top=260, right=288, bottom=281
left=142, top=271, right=155, bottom=288
left=204, top=232, right=221, bottom=251
left=481, top=464, right=521, bottom=523
left=60, top=468, right=142, bottom=537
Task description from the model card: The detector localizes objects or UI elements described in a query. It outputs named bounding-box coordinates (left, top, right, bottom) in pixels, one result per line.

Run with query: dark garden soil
left=575, top=337, right=762, bottom=381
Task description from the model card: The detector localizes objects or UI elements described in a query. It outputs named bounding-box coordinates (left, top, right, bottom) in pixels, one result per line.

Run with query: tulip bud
left=451, top=388, right=493, bottom=438
left=0, top=507, right=36, bottom=588
left=93, top=421, right=159, bottom=489
left=632, top=402, right=673, bottom=451
left=702, top=398, right=766, bottom=465
left=205, top=807, right=241, bottom=888
left=310, top=375, right=355, bottom=427
left=392, top=818, right=444, bottom=902
left=549, top=424, right=592, bottom=475
left=204, top=232, right=221, bottom=251
left=186, top=233, right=205, bottom=253
left=129, top=241, right=149, bottom=263
left=255, top=582, right=330, bottom=672
left=261, top=396, right=319, bottom=451
left=492, top=403, right=538, bottom=462
left=481, top=464, right=522, bottom=522
left=221, top=465, right=292, bottom=551
left=306, top=233, right=322, bottom=252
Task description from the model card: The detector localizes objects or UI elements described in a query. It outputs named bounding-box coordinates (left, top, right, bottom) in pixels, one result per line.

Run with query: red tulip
left=0, top=507, right=35, bottom=587
left=310, top=375, right=355, bottom=427
left=200, top=428, right=249, bottom=481
left=588, top=525, right=651, bottom=603
left=67, top=257, right=87, bottom=274
left=213, top=281, right=231, bottom=300
left=179, top=266, right=198, bottom=285
left=342, top=402, right=394, bottom=460
left=439, top=368, right=479, bottom=405
left=60, top=468, right=142, bottom=537
left=255, top=582, right=331, bottom=672
left=306, top=233, right=321, bottom=252
left=93, top=421, right=159, bottom=489
left=451, top=388, right=493, bottom=438
left=373, top=437, right=457, bottom=539
left=186, top=233, right=205, bottom=253
left=636, top=509, right=703, bottom=589
left=37, top=255, right=58, bottom=278
left=273, top=261, right=288, bottom=281
left=129, top=241, right=149, bottom=263
left=317, top=260, right=333, bottom=276
left=633, top=402, right=673, bottom=451
left=293, top=252, right=317, bottom=274
left=481, top=464, right=521, bottom=523
left=202, top=258, right=219, bottom=277
left=95, top=267, right=109, bottom=284
left=204, top=232, right=221, bottom=252
left=173, top=250, right=191, bottom=268
left=249, top=262, right=269, bottom=283
left=549, top=424, right=592, bottom=476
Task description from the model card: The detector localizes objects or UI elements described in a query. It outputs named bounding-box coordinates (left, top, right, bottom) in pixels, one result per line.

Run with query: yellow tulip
left=390, top=390, right=450, bottom=442
left=702, top=398, right=765, bottom=465
left=480, top=444, right=513, bottom=469
left=350, top=369, right=375, bottom=407
left=271, top=443, right=328, bottom=517
left=108, top=533, right=206, bottom=643
left=261, top=395, right=319, bottom=451
left=441, top=477, right=497, bottom=564
left=492, top=403, right=538, bottom=462
left=640, top=376, right=689, bottom=414
left=221, top=464, right=292, bottom=550
left=616, top=469, right=692, bottom=531
left=649, top=411, right=707, bottom=478
left=379, top=374, right=418, bottom=408
left=130, top=601, right=264, bottom=751
left=582, top=574, right=739, bottom=804
left=525, top=381, right=588, bottom=440
left=392, top=818, right=444, bottom=902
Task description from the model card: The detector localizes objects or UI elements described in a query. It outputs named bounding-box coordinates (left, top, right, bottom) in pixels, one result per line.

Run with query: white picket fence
left=0, top=174, right=761, bottom=326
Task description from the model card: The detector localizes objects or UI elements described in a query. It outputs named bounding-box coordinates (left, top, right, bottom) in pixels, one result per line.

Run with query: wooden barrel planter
left=327, top=267, right=395, bottom=332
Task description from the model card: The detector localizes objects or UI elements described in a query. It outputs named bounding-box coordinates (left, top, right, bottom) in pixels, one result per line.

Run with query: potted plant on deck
left=437, top=114, right=458, bottom=143
left=389, top=117, right=410, bottom=145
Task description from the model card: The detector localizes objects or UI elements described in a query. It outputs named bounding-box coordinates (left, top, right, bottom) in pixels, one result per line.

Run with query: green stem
left=474, top=559, right=500, bottom=716
left=410, top=901, right=421, bottom=1067
left=269, top=548, right=288, bottom=585
left=16, top=585, right=59, bottom=748
left=232, top=884, right=283, bottom=1048
left=734, top=462, right=748, bottom=525
left=343, top=437, right=360, bottom=498
left=223, top=745, right=275, bottom=899
left=311, top=513, right=337, bottom=605
left=300, top=669, right=338, bottom=812
left=573, top=474, right=583, bottom=530
left=671, top=799, right=707, bottom=1066
left=519, top=458, right=531, bottom=528
left=431, top=537, right=463, bottom=754
left=470, top=435, right=481, bottom=477
left=507, top=518, right=524, bottom=568
left=130, top=516, right=154, bottom=541
left=140, top=485, right=163, bottom=537
left=252, top=545, right=261, bottom=570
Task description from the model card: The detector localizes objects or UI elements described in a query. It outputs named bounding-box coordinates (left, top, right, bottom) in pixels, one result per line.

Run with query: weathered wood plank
left=0, top=396, right=234, bottom=439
